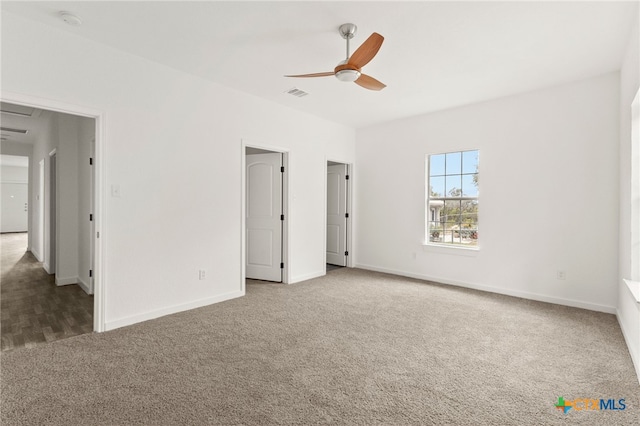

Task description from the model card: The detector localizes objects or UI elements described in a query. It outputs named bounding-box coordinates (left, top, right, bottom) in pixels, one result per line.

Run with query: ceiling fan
left=285, top=23, right=386, bottom=91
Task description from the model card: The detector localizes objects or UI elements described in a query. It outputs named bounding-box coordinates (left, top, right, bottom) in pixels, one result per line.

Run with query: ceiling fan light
left=335, top=69, right=361, bottom=82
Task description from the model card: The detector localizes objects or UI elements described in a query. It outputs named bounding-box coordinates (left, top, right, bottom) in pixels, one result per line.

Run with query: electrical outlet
left=198, top=269, right=206, bottom=280
left=557, top=270, right=566, bottom=280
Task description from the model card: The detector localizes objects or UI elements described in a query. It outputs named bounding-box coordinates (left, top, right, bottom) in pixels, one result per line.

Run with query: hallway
left=1, top=233, right=93, bottom=351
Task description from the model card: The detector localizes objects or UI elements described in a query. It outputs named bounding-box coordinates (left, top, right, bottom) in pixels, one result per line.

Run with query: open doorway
left=0, top=98, right=102, bottom=350
left=242, top=143, right=289, bottom=287
left=326, top=161, right=352, bottom=273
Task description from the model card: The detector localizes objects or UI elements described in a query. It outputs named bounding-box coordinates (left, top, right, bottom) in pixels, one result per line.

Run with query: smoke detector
left=60, top=11, right=82, bottom=26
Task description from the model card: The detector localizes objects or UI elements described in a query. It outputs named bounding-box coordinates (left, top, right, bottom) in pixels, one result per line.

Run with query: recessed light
left=59, top=11, right=82, bottom=26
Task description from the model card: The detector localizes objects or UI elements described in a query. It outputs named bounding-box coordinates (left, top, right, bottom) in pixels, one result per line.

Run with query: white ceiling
left=2, top=1, right=638, bottom=129
left=0, top=102, right=49, bottom=145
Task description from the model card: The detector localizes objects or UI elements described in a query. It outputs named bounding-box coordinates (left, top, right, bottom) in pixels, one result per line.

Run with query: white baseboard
left=43, top=263, right=52, bottom=274
left=355, top=263, right=617, bottom=314
left=104, top=290, right=245, bottom=331
left=77, top=277, right=94, bottom=295
left=55, top=276, right=78, bottom=286
left=616, top=309, right=640, bottom=385
left=31, top=248, right=42, bottom=262
left=289, top=270, right=325, bottom=284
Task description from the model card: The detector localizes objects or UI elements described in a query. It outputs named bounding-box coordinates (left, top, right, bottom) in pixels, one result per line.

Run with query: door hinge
left=280, top=262, right=284, bottom=269
left=281, top=166, right=285, bottom=173
left=345, top=251, right=349, bottom=256
left=345, top=213, right=349, bottom=218
left=280, top=214, right=284, bottom=221
left=97, top=232, right=100, bottom=238
left=89, top=157, right=93, bottom=165
left=345, top=175, right=349, bottom=180
left=89, top=213, right=93, bottom=221
left=89, top=269, right=93, bottom=278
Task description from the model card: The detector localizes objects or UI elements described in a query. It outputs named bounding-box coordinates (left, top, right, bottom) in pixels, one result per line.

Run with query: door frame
left=37, top=159, right=45, bottom=262
left=1, top=91, right=106, bottom=332
left=324, top=159, right=354, bottom=272
left=89, top=138, right=96, bottom=293
left=47, top=148, right=57, bottom=275
left=241, top=140, right=290, bottom=289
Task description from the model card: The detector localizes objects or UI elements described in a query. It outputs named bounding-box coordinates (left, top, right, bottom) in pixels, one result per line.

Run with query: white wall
left=356, top=72, right=620, bottom=313
left=1, top=12, right=355, bottom=330
left=27, top=112, right=57, bottom=268
left=1, top=165, right=28, bottom=183
left=0, top=142, right=32, bottom=159
left=55, top=113, right=80, bottom=284
left=618, top=15, right=640, bottom=383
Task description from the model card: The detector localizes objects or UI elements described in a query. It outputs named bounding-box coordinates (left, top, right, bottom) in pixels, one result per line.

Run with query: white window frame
left=425, top=150, right=479, bottom=249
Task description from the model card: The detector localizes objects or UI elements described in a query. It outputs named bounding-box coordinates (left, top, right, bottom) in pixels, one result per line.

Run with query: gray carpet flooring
left=1, top=268, right=638, bottom=425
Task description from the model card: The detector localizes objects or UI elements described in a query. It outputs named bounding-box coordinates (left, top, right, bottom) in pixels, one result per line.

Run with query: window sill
left=623, top=279, right=640, bottom=304
left=422, top=243, right=479, bottom=257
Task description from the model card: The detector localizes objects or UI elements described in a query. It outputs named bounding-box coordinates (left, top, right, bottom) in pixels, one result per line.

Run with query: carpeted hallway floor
left=1, top=268, right=638, bottom=425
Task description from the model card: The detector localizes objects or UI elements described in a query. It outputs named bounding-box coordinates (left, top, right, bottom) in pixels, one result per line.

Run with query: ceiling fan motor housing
left=334, top=62, right=361, bottom=82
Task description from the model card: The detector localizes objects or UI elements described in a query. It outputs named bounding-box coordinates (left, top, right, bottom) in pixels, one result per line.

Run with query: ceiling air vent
left=0, top=103, right=36, bottom=117
left=285, top=88, right=309, bottom=98
left=0, top=127, right=28, bottom=134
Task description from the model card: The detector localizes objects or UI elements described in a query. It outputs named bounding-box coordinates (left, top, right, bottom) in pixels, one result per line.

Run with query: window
left=426, top=150, right=479, bottom=247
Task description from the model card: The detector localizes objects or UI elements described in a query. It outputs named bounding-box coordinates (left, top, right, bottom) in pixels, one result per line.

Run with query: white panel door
left=1, top=182, right=28, bottom=233
left=326, top=164, right=347, bottom=266
left=246, top=153, right=282, bottom=282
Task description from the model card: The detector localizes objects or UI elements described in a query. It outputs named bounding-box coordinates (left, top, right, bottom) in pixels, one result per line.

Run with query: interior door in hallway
left=326, top=163, right=347, bottom=266
left=246, top=152, right=282, bottom=282
left=0, top=183, right=28, bottom=233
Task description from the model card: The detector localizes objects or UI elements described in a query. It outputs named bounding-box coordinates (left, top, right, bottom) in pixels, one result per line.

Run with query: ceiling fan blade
left=285, top=72, right=334, bottom=78
left=348, top=32, right=384, bottom=69
left=355, top=74, right=386, bottom=91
